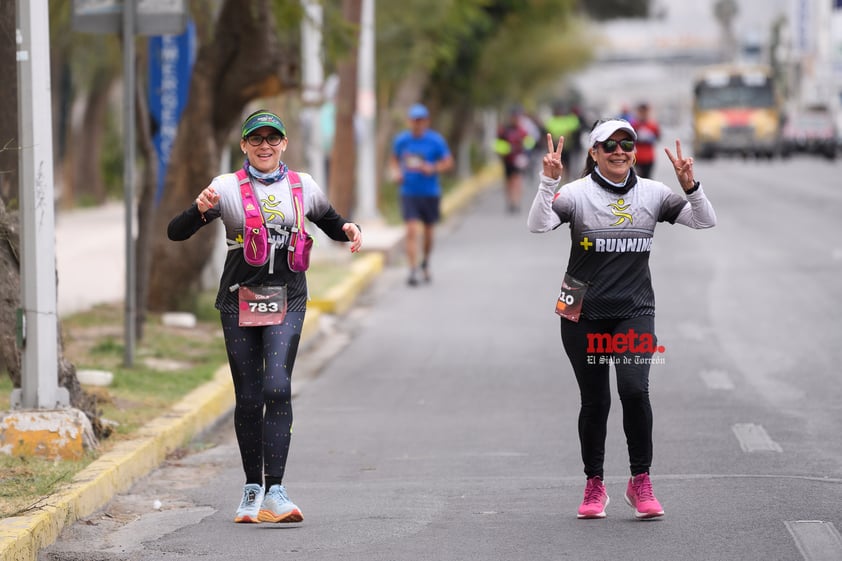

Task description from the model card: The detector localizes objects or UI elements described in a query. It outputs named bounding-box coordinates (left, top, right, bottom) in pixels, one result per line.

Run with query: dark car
left=781, top=107, right=838, bottom=159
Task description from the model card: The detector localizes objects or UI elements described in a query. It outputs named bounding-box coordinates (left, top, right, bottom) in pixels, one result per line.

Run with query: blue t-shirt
left=392, top=129, right=451, bottom=197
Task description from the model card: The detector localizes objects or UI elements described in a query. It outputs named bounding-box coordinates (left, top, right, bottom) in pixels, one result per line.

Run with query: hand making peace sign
left=542, top=133, right=565, bottom=180
left=664, top=139, right=697, bottom=193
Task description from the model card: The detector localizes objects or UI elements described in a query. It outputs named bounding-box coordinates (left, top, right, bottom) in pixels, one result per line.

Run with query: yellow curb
left=0, top=366, right=235, bottom=561
left=307, top=252, right=384, bottom=315
left=302, top=306, right=321, bottom=343
left=441, top=164, right=502, bottom=219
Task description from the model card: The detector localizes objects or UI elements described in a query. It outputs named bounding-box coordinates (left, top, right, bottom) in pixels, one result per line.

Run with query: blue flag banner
left=148, top=21, right=196, bottom=205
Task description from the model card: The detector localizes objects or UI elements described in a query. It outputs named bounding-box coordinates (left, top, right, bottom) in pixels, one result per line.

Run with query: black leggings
left=560, top=315, right=656, bottom=479
left=220, top=311, right=304, bottom=486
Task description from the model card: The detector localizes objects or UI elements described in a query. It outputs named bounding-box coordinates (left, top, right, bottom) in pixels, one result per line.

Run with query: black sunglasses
left=597, top=139, right=635, bottom=153
left=246, top=133, right=284, bottom=146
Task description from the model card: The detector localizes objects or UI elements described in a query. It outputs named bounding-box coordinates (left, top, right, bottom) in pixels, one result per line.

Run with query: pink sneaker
left=577, top=476, right=609, bottom=519
left=624, top=473, right=664, bottom=519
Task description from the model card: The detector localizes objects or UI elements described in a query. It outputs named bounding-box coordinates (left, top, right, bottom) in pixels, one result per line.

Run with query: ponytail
left=580, top=149, right=596, bottom=178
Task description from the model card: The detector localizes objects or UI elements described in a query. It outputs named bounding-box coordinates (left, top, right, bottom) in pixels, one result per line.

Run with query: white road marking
left=785, top=520, right=842, bottom=561
left=700, top=369, right=734, bottom=390
left=731, top=423, right=783, bottom=452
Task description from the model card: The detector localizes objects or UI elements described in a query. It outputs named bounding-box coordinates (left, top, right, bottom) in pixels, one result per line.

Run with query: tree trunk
left=0, top=199, right=21, bottom=380
left=0, top=198, right=107, bottom=436
left=374, top=71, right=428, bottom=206
left=0, top=0, right=18, bottom=205
left=444, top=94, right=475, bottom=177
left=134, top=52, right=158, bottom=341
left=327, top=0, right=361, bottom=219
left=65, top=71, right=115, bottom=207
left=147, top=0, right=298, bottom=312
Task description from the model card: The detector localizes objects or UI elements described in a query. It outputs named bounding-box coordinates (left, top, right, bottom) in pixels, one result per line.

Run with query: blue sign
left=148, top=20, right=195, bottom=205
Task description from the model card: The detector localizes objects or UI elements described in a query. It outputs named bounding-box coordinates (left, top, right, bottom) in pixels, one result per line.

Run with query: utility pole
left=122, top=0, right=137, bottom=367
left=13, top=0, right=68, bottom=409
left=355, top=0, right=380, bottom=221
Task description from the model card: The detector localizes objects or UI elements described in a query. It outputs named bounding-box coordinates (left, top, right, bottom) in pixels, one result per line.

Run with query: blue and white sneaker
left=234, top=483, right=264, bottom=523
left=258, top=484, right=303, bottom=523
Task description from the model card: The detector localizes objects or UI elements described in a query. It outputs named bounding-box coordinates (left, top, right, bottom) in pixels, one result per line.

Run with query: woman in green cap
left=168, top=109, right=362, bottom=524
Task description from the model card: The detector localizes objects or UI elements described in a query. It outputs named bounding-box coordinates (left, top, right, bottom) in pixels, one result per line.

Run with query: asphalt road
left=41, top=154, right=842, bottom=561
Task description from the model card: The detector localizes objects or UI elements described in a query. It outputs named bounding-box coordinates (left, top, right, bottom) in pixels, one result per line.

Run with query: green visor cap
left=241, top=111, right=286, bottom=138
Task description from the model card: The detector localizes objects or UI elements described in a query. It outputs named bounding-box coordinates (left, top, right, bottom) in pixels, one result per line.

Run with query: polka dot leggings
left=220, top=311, right=304, bottom=486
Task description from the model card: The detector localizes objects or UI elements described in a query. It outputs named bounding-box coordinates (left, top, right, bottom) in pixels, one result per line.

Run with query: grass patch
left=0, top=297, right=227, bottom=518
left=306, top=260, right=354, bottom=295
left=59, top=301, right=228, bottom=438
left=0, top=453, right=92, bottom=518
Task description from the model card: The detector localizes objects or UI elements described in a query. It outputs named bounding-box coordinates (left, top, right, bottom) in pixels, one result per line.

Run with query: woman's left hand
left=343, top=223, right=362, bottom=253
left=664, top=139, right=696, bottom=192
left=542, top=133, right=564, bottom=180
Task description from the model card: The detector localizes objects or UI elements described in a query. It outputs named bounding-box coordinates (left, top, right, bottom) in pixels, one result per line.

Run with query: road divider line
left=731, top=423, right=783, bottom=452
left=785, top=520, right=842, bottom=561
left=700, top=369, right=734, bottom=390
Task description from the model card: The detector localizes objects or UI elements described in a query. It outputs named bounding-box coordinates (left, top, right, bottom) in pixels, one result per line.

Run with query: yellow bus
left=692, top=65, right=783, bottom=159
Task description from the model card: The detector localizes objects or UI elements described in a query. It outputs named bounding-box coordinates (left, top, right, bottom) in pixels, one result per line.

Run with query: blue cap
left=241, top=110, right=286, bottom=138
left=408, top=103, right=430, bottom=120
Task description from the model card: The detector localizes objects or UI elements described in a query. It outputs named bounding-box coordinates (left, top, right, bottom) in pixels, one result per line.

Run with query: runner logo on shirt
left=608, top=198, right=633, bottom=225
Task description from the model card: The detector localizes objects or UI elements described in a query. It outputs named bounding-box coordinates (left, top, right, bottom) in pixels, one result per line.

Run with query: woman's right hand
left=196, top=186, right=220, bottom=214
left=542, top=133, right=564, bottom=180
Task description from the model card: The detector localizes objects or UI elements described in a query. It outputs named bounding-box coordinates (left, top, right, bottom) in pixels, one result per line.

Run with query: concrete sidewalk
left=0, top=165, right=501, bottom=561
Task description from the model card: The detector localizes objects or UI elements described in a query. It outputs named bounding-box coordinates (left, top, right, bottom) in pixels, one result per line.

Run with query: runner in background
left=390, top=103, right=454, bottom=286
left=631, top=102, right=661, bottom=179
left=543, top=102, right=583, bottom=182
left=495, top=106, right=536, bottom=214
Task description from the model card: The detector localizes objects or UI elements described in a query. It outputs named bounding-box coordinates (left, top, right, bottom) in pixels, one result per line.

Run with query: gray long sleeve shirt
left=527, top=171, right=716, bottom=319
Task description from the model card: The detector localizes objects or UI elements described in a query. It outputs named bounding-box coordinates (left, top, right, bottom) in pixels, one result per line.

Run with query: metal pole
left=123, top=0, right=137, bottom=367
left=301, top=0, right=326, bottom=188
left=355, top=0, right=380, bottom=221
left=14, top=0, right=67, bottom=409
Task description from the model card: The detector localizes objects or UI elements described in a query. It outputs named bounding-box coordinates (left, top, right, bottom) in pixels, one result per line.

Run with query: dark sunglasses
left=246, top=133, right=284, bottom=146
left=597, top=139, right=635, bottom=153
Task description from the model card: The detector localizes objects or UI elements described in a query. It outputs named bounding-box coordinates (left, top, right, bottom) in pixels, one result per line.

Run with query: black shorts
left=401, top=195, right=440, bottom=224
left=503, top=160, right=525, bottom=178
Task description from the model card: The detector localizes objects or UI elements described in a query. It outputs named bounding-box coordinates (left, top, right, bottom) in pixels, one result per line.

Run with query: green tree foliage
left=449, top=0, right=590, bottom=108
left=49, top=0, right=123, bottom=205
left=372, top=0, right=594, bottom=163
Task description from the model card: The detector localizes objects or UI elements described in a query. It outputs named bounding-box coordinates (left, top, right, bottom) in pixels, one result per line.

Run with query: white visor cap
left=588, top=119, right=637, bottom=147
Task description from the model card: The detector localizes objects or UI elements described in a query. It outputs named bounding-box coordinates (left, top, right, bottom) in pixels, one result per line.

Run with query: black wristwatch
left=685, top=180, right=700, bottom=195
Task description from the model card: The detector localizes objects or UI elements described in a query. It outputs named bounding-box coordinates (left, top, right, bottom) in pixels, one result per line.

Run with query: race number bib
left=238, top=285, right=288, bottom=327
left=555, top=273, right=588, bottom=322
